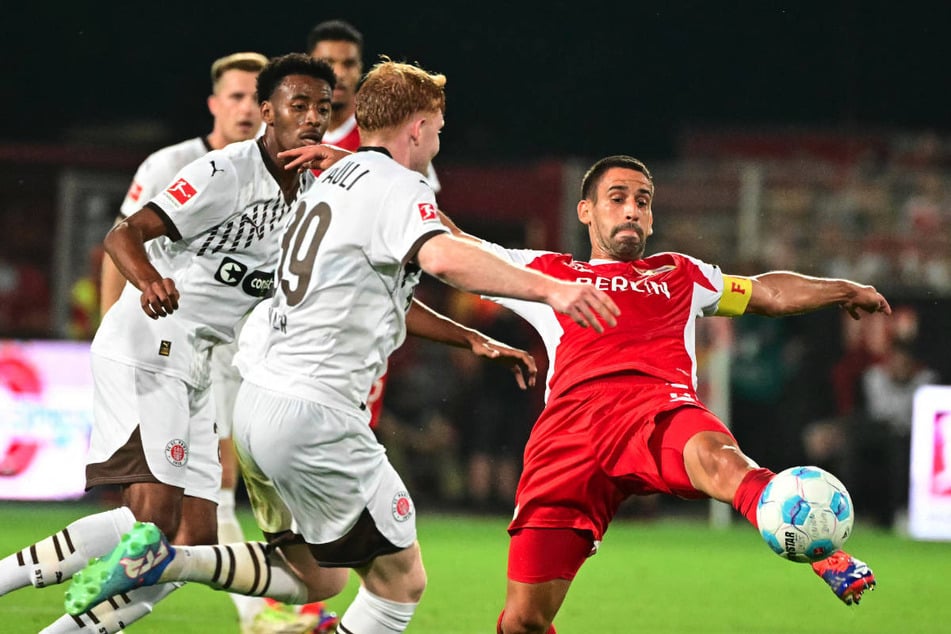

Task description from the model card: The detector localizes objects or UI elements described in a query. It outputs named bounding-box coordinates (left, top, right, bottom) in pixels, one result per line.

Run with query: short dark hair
left=581, top=155, right=654, bottom=200
left=306, top=19, right=364, bottom=56
left=256, top=53, right=337, bottom=102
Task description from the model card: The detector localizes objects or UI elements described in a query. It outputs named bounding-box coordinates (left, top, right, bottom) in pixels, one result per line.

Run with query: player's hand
left=468, top=335, right=537, bottom=389
left=842, top=285, right=891, bottom=320
left=139, top=278, right=180, bottom=319
left=278, top=144, right=351, bottom=173
left=548, top=281, right=620, bottom=333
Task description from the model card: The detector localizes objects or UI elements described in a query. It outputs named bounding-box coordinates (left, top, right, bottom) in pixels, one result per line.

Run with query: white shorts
left=87, top=354, right=221, bottom=502
left=210, top=339, right=241, bottom=439
left=232, top=382, right=416, bottom=549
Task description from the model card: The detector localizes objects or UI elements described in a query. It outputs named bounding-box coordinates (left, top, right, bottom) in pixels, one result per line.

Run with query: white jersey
left=92, top=138, right=310, bottom=388
left=244, top=148, right=447, bottom=414
left=119, top=137, right=211, bottom=218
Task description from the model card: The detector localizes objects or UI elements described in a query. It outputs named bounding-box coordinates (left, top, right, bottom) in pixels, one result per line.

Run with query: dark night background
left=2, top=1, right=949, bottom=162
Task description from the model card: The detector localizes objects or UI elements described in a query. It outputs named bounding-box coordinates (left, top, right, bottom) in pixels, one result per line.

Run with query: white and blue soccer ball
left=755, top=466, right=854, bottom=563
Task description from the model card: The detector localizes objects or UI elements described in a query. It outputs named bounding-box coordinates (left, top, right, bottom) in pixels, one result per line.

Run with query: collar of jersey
left=356, top=146, right=392, bottom=157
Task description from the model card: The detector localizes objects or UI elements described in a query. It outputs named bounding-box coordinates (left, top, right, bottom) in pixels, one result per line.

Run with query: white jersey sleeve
left=147, top=150, right=241, bottom=240
left=119, top=137, right=209, bottom=218
left=368, top=178, right=445, bottom=266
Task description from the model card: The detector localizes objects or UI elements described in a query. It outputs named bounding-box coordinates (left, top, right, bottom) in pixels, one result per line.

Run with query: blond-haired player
left=67, top=59, right=619, bottom=634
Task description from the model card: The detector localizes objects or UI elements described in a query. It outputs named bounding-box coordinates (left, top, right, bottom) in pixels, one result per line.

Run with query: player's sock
left=216, top=487, right=267, bottom=624
left=40, top=582, right=183, bottom=633
left=337, top=585, right=418, bottom=634
left=160, top=542, right=308, bottom=603
left=496, top=609, right=556, bottom=634
left=731, top=467, right=775, bottom=527
left=0, top=506, right=135, bottom=595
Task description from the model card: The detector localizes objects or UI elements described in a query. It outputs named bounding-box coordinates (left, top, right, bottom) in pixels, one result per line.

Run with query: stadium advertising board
left=909, top=384, right=951, bottom=540
left=0, top=339, right=92, bottom=500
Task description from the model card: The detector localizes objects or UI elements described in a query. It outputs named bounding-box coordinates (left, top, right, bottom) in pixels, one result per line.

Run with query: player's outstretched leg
left=811, top=550, right=876, bottom=605
left=42, top=582, right=183, bottom=634
left=65, top=521, right=173, bottom=615
left=0, top=507, right=135, bottom=596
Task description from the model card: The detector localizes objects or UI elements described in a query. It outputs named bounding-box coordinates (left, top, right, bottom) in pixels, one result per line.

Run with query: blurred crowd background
left=2, top=4, right=949, bottom=531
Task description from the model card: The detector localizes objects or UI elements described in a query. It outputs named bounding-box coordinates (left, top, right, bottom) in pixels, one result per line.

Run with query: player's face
left=208, top=69, right=262, bottom=144
left=310, top=40, right=362, bottom=113
left=262, top=75, right=333, bottom=152
left=577, top=167, right=654, bottom=262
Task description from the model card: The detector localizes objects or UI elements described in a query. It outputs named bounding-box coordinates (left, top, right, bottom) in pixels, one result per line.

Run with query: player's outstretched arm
left=743, top=271, right=891, bottom=319
left=99, top=215, right=129, bottom=316
left=406, top=299, right=537, bottom=389
left=277, top=144, right=351, bottom=173
left=417, top=234, right=620, bottom=332
left=103, top=208, right=180, bottom=319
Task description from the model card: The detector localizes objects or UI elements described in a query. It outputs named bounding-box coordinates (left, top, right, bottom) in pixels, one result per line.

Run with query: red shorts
left=510, top=373, right=734, bottom=541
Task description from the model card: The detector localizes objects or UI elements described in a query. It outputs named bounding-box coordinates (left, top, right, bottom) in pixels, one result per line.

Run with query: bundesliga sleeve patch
left=165, top=178, right=197, bottom=206
left=716, top=275, right=753, bottom=316
left=127, top=181, right=143, bottom=202
left=417, top=202, right=438, bottom=222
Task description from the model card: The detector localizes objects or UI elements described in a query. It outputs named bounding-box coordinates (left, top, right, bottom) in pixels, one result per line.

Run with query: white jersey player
left=226, top=60, right=618, bottom=634
left=0, top=55, right=336, bottom=634
left=89, top=137, right=312, bottom=480
left=59, top=60, right=617, bottom=634
left=94, top=51, right=285, bottom=631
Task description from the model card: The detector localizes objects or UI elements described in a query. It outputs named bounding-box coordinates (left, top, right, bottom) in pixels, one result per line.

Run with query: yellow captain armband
left=715, top=275, right=753, bottom=316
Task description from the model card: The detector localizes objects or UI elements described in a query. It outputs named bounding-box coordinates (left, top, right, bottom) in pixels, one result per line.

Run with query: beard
left=609, top=224, right=647, bottom=261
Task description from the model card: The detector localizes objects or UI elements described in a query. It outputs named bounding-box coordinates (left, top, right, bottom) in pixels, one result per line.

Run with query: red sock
left=497, top=610, right=556, bottom=633
left=732, top=467, right=775, bottom=527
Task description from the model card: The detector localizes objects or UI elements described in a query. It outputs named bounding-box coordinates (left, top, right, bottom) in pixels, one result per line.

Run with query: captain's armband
left=714, top=275, right=753, bottom=316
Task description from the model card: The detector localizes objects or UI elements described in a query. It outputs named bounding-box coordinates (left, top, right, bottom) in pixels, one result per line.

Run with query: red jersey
left=483, top=244, right=733, bottom=539
left=481, top=244, right=726, bottom=402
left=321, top=114, right=361, bottom=152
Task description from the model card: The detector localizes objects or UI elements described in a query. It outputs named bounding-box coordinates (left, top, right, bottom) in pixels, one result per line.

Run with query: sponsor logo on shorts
left=158, top=340, right=171, bottom=357
left=391, top=491, right=414, bottom=522
left=165, top=439, right=188, bottom=467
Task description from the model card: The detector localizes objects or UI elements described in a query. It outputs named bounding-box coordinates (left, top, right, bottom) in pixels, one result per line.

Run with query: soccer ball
left=756, top=466, right=853, bottom=563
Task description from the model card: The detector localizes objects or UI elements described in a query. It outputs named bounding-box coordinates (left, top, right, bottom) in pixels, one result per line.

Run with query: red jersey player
left=441, top=155, right=885, bottom=634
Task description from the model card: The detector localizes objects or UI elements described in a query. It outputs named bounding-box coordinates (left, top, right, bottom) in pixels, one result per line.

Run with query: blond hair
left=355, top=59, right=446, bottom=133
left=210, top=52, right=269, bottom=92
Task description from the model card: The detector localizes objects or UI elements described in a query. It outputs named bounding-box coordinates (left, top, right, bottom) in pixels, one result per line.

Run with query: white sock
left=0, top=506, right=135, bottom=594
left=338, top=586, right=418, bottom=633
left=39, top=582, right=183, bottom=633
left=162, top=542, right=308, bottom=604
left=216, top=487, right=267, bottom=623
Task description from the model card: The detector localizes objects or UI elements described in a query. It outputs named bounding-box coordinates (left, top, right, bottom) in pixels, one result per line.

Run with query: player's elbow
left=416, top=235, right=459, bottom=279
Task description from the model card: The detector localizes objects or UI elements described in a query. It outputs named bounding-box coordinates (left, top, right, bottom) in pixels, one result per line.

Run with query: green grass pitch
left=2, top=501, right=950, bottom=632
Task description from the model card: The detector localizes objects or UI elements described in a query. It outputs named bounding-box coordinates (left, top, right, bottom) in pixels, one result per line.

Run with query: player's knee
left=686, top=433, right=754, bottom=499
left=501, top=606, right=553, bottom=634
left=405, top=563, right=426, bottom=603
left=304, top=567, right=350, bottom=603
left=362, top=547, right=427, bottom=604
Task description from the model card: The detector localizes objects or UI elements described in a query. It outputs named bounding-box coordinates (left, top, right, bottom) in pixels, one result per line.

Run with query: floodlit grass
left=1, top=501, right=949, bottom=632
